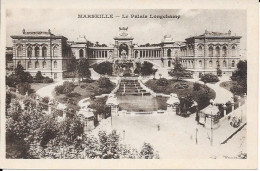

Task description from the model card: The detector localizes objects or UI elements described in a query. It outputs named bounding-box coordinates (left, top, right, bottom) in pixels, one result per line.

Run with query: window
left=209, top=60, right=212, bottom=67
left=17, top=46, right=23, bottom=57
left=222, top=46, right=227, bottom=57
left=42, top=61, right=46, bottom=68
left=28, top=61, right=32, bottom=68
left=54, top=61, right=57, bottom=68
left=35, top=47, right=40, bottom=57
left=232, top=46, right=236, bottom=57
left=216, top=60, right=220, bottom=67
left=199, top=60, right=202, bottom=67
left=168, top=60, right=171, bottom=67
left=167, top=49, right=171, bottom=57
left=209, top=46, right=213, bottom=57
left=232, top=60, right=235, bottom=67
left=79, top=49, right=84, bottom=58
left=216, top=46, right=220, bottom=57
left=35, top=61, right=39, bottom=68
left=53, top=46, right=58, bottom=57
left=42, top=46, right=47, bottom=57
left=198, top=46, right=203, bottom=56
left=54, top=73, right=57, bottom=79
left=223, top=60, right=227, bottom=68
left=27, top=47, right=32, bottom=57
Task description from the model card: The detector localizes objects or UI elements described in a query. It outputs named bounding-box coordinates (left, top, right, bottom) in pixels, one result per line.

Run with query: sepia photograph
left=0, top=0, right=258, bottom=169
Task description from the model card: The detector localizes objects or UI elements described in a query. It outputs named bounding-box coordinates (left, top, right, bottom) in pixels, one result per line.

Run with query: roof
left=166, top=93, right=180, bottom=104
left=11, top=29, right=67, bottom=40
left=186, top=30, right=241, bottom=40
left=200, top=104, right=219, bottom=115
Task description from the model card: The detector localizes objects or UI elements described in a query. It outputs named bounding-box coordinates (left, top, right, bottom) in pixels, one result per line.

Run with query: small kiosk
left=198, top=101, right=220, bottom=129
left=166, top=93, right=180, bottom=114
left=106, top=93, right=119, bottom=116
left=78, top=106, right=95, bottom=132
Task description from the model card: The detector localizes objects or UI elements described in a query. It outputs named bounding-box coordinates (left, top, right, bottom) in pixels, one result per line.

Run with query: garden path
left=36, top=80, right=64, bottom=99
left=185, top=76, right=233, bottom=104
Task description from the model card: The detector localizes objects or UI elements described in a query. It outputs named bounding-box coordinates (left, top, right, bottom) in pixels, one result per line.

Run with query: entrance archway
left=119, top=44, right=129, bottom=58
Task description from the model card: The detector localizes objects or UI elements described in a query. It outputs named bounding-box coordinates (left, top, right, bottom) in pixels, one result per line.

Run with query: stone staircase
left=116, top=79, right=151, bottom=96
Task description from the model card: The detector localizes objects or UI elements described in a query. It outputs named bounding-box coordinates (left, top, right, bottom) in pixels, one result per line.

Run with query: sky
left=6, top=9, right=246, bottom=49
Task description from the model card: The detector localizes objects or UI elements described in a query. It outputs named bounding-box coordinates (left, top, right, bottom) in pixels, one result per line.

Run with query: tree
left=231, top=60, right=247, bottom=95
left=93, top=62, right=113, bottom=75
left=200, top=74, right=219, bottom=83
left=6, top=64, right=33, bottom=87
left=168, top=60, right=191, bottom=81
left=76, top=58, right=91, bottom=82
left=141, top=61, right=154, bottom=76
left=139, top=142, right=156, bottom=159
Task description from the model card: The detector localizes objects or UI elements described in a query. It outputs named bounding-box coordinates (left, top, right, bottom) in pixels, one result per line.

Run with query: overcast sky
left=6, top=9, right=246, bottom=49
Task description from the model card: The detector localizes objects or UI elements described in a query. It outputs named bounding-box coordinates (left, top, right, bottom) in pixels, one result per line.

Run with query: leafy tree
left=93, top=62, right=113, bottom=75
left=97, top=77, right=112, bottom=88
left=139, top=142, right=156, bottom=159
left=141, top=61, right=154, bottom=76
left=6, top=64, right=33, bottom=87
left=76, top=58, right=91, bottom=82
left=231, top=60, right=247, bottom=95
left=217, top=67, right=222, bottom=77
left=169, top=60, right=191, bottom=81
left=17, top=82, right=33, bottom=95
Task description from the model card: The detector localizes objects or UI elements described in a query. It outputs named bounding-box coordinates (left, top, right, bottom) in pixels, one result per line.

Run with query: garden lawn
left=219, top=81, right=237, bottom=92
left=52, top=81, right=115, bottom=110
left=145, top=79, right=216, bottom=109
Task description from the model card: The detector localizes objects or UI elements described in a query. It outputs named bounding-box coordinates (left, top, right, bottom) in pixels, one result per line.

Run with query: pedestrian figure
left=157, top=124, right=160, bottom=131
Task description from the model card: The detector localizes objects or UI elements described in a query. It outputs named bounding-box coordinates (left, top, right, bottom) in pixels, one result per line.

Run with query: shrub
left=67, top=92, right=81, bottom=98
left=156, top=78, right=169, bottom=86
left=35, top=71, right=44, bottom=81
left=140, top=61, right=154, bottom=76
left=63, top=81, right=75, bottom=95
left=93, top=62, right=113, bottom=75
left=97, top=77, right=112, bottom=88
left=55, top=85, right=64, bottom=95
left=193, top=82, right=201, bottom=91
left=217, top=68, right=222, bottom=77
left=43, top=77, right=53, bottom=83
left=200, top=74, right=219, bottom=83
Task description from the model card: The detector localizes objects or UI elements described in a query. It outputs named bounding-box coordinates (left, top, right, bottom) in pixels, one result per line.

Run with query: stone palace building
left=10, top=27, right=242, bottom=79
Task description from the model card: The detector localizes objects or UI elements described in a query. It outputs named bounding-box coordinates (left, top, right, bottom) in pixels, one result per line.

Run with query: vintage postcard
left=0, top=0, right=258, bottom=169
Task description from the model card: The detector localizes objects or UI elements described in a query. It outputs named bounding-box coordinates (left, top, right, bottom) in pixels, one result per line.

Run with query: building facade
left=11, top=29, right=72, bottom=80
left=10, top=28, right=242, bottom=79
left=179, top=30, right=242, bottom=76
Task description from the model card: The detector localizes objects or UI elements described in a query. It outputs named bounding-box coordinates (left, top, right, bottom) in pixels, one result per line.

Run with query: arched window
left=105, top=51, right=107, bottom=57
left=168, top=60, right=171, bottom=67
left=198, top=46, right=203, bottom=56
left=35, top=61, right=39, bottom=68
left=167, top=49, right=171, bottom=57
left=209, top=46, right=213, bottom=57
left=209, top=60, right=212, bottom=67
left=216, top=60, right=220, bottom=67
left=232, top=46, right=236, bottom=57
left=53, top=46, right=58, bottom=57
left=216, top=46, right=220, bottom=57
left=232, top=60, right=235, bottom=67
left=17, top=46, right=23, bottom=57
left=28, top=61, right=32, bottom=68
left=199, top=60, right=202, bottom=67
left=27, top=47, right=32, bottom=57
left=42, top=46, right=47, bottom=57
left=42, top=61, right=46, bottom=68
left=54, top=61, right=57, bottom=68
left=223, top=60, right=227, bottom=68
left=222, top=46, right=227, bottom=57
left=35, top=46, right=40, bottom=57
left=135, top=51, right=138, bottom=58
